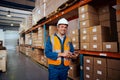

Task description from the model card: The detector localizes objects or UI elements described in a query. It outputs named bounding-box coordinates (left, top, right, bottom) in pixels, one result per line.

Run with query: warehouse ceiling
left=0, top=0, right=35, bottom=31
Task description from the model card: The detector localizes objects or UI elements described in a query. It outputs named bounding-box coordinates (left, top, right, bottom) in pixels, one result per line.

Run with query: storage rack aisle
left=18, top=0, right=120, bottom=80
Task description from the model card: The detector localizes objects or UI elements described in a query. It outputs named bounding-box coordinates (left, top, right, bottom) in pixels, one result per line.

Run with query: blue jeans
left=48, top=65, right=69, bottom=80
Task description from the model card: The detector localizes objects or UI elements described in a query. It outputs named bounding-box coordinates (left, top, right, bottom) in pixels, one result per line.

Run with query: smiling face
left=57, top=24, right=68, bottom=36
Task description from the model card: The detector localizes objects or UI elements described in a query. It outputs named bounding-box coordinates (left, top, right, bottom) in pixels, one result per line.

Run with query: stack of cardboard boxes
left=0, top=50, right=7, bottom=72
left=79, top=4, right=99, bottom=51
left=32, top=32, right=38, bottom=47
left=38, top=27, right=44, bottom=47
left=68, top=19, right=79, bottom=50
left=84, top=56, right=120, bottom=80
left=68, top=60, right=80, bottom=80
left=79, top=4, right=118, bottom=52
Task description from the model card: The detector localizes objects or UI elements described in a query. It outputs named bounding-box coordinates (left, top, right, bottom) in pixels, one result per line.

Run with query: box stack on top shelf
left=117, top=0, right=120, bottom=52
left=79, top=4, right=118, bottom=52
left=45, top=0, right=68, bottom=18
left=32, top=0, right=46, bottom=25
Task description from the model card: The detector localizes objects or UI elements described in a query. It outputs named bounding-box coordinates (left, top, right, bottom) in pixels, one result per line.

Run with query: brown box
left=93, top=67, right=107, bottom=80
left=89, top=43, right=102, bottom=51
left=81, top=43, right=90, bottom=50
left=98, top=5, right=110, bottom=15
left=79, top=4, right=97, bottom=14
left=80, top=34, right=90, bottom=43
left=84, top=71, right=93, bottom=80
left=90, top=34, right=110, bottom=43
left=84, top=56, right=94, bottom=65
left=107, top=58, right=120, bottom=70
left=89, top=25, right=110, bottom=35
left=80, top=20, right=99, bottom=28
left=103, top=42, right=118, bottom=52
left=80, top=28, right=90, bottom=35
left=72, top=42, right=79, bottom=50
left=107, top=69, right=120, bottom=80
left=68, top=64, right=80, bottom=79
left=94, top=57, right=107, bottom=68
left=99, top=13, right=110, bottom=21
left=117, top=22, right=120, bottom=32
left=79, top=12, right=99, bottom=21
left=71, top=36, right=79, bottom=43
left=100, top=20, right=111, bottom=27
left=70, top=29, right=79, bottom=36
left=49, top=25, right=57, bottom=36
left=84, top=64, right=93, bottom=74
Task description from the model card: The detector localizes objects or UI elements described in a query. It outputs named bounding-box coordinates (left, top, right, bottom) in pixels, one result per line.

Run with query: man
left=45, top=18, right=78, bottom=80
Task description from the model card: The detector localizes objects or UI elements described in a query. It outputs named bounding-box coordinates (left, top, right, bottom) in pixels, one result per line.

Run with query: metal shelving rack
left=19, top=0, right=120, bottom=80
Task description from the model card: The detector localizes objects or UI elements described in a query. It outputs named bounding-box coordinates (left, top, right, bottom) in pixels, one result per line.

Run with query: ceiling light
left=11, top=24, right=13, bottom=26
left=6, top=11, right=12, bottom=17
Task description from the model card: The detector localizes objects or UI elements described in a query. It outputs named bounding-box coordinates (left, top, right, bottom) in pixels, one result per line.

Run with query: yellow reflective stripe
left=50, top=35, right=54, bottom=51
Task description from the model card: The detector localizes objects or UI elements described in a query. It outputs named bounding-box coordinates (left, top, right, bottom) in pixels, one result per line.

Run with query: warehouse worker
left=45, top=18, right=78, bottom=80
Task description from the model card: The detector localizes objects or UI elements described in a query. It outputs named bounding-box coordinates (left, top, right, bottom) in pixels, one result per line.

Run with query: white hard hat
left=57, top=18, right=68, bottom=26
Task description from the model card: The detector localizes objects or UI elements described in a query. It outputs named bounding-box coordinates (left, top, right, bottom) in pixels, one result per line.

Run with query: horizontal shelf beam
left=79, top=50, right=120, bottom=59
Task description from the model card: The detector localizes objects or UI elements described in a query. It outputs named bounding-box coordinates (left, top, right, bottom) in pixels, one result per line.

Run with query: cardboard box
left=89, top=43, right=102, bottom=51
left=84, top=56, right=94, bottom=65
left=99, top=13, right=110, bottom=21
left=68, top=64, right=80, bottom=79
left=100, top=20, right=110, bottom=27
left=89, top=25, right=110, bottom=35
left=79, top=4, right=97, bottom=14
left=94, top=57, right=107, bottom=68
left=93, top=67, right=107, bottom=80
left=117, top=22, right=120, bottom=32
left=98, top=5, right=111, bottom=15
left=79, top=12, right=99, bottom=21
left=70, top=29, right=79, bottom=36
left=72, top=42, right=79, bottom=50
left=81, top=43, right=90, bottom=50
left=84, top=71, right=93, bottom=80
left=107, top=69, right=120, bottom=80
left=49, top=25, right=57, bottom=36
left=107, top=58, right=120, bottom=70
left=71, top=36, right=79, bottom=43
left=80, top=20, right=99, bottom=28
left=103, top=42, right=118, bottom=52
left=90, top=34, right=110, bottom=43
left=80, top=28, right=90, bottom=35
left=80, top=34, right=90, bottom=43
left=84, top=64, right=93, bottom=74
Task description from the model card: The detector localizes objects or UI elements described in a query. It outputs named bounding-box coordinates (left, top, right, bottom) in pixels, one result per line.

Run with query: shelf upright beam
left=80, top=54, right=84, bottom=80
left=43, top=24, right=46, bottom=53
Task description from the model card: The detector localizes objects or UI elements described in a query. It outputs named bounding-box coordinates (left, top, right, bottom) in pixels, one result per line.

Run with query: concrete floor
left=0, top=50, right=48, bottom=80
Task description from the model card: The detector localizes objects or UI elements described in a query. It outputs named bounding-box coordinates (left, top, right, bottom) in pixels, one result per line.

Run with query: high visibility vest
left=47, top=34, right=71, bottom=66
